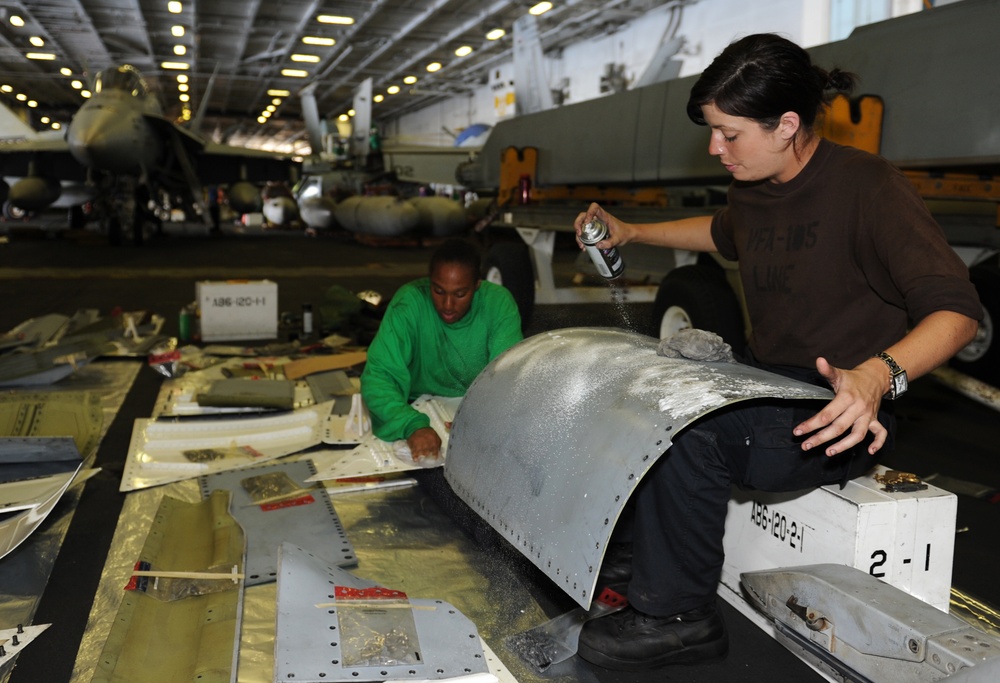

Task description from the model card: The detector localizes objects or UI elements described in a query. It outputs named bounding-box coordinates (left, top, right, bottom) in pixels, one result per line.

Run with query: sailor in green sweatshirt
left=360, top=238, right=523, bottom=459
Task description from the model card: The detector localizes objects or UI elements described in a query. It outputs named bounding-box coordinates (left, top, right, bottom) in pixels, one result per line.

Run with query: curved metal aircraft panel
left=444, top=328, right=832, bottom=609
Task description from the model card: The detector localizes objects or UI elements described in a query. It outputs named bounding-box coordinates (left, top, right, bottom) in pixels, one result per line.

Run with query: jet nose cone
left=67, top=105, right=156, bottom=173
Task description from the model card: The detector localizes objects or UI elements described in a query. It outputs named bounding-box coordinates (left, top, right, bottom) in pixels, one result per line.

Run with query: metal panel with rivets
left=444, top=327, right=832, bottom=609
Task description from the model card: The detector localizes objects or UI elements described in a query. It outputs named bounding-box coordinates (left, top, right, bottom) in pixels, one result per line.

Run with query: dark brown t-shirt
left=711, top=138, right=981, bottom=370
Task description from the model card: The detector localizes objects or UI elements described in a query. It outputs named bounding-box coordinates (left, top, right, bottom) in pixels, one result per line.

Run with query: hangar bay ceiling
left=0, top=0, right=686, bottom=153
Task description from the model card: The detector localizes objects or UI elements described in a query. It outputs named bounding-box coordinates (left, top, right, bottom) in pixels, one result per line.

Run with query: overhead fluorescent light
left=530, top=2, right=553, bottom=16
left=168, top=1, right=182, bottom=14
left=486, top=28, right=506, bottom=41
left=347, top=109, right=356, bottom=116
left=178, top=83, right=189, bottom=92
left=257, top=116, right=267, bottom=124
left=455, top=46, right=473, bottom=57
left=302, top=36, right=335, bottom=46
left=173, top=45, right=186, bottom=55
left=52, top=122, right=61, bottom=130
left=290, top=54, right=320, bottom=63
left=59, top=67, right=72, bottom=76
left=426, top=62, right=442, bottom=72
left=26, top=53, right=56, bottom=60
left=280, top=69, right=308, bottom=78
left=386, top=85, right=400, bottom=94
left=1, top=85, right=12, bottom=93
left=338, top=114, right=349, bottom=122
left=403, top=76, right=417, bottom=84
left=176, top=74, right=188, bottom=83
left=9, top=16, right=24, bottom=27
left=40, top=116, right=50, bottom=123
left=172, top=25, right=185, bottom=37
left=27, top=100, right=37, bottom=107
left=71, top=80, right=82, bottom=89
left=179, top=93, right=190, bottom=102
left=15, top=93, right=26, bottom=101
left=373, top=94, right=384, bottom=103
left=81, top=90, right=92, bottom=98
left=272, top=98, right=282, bottom=105
left=266, top=105, right=276, bottom=112
left=317, top=15, right=354, bottom=25
left=29, top=36, right=44, bottom=47
left=161, top=61, right=189, bottom=70
left=267, top=89, right=290, bottom=97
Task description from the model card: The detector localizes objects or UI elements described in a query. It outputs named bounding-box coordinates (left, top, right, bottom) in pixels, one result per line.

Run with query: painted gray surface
left=199, top=460, right=357, bottom=586
left=274, top=543, right=490, bottom=682
left=741, top=564, right=1000, bottom=682
left=445, top=327, right=832, bottom=609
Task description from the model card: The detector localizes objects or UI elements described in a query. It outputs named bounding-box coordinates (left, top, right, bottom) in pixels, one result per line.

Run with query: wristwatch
left=873, top=352, right=908, bottom=399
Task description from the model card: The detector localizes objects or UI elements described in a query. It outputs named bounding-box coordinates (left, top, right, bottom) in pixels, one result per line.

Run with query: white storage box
left=196, top=280, right=278, bottom=342
left=721, top=465, right=956, bottom=612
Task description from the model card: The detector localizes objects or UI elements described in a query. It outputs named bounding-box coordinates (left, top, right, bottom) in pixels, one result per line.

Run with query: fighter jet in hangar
left=0, top=64, right=296, bottom=245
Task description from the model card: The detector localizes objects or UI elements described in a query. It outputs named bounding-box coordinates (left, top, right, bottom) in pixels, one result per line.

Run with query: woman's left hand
left=793, top=356, right=888, bottom=457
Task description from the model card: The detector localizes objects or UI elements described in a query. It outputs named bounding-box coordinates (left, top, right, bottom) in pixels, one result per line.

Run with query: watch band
left=873, top=352, right=908, bottom=399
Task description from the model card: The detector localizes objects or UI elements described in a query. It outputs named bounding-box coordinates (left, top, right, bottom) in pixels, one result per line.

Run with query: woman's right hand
left=573, top=202, right=628, bottom=250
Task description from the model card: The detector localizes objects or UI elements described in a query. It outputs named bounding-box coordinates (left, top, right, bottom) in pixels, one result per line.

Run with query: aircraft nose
left=67, top=105, right=151, bottom=173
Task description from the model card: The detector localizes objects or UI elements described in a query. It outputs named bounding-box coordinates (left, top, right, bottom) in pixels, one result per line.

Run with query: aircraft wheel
left=484, top=241, right=535, bottom=331
left=652, top=265, right=745, bottom=353
left=3, top=200, right=26, bottom=221
left=952, top=262, right=1000, bottom=384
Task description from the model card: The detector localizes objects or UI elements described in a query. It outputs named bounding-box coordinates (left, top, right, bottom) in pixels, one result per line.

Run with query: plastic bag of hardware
left=125, top=561, right=243, bottom=602
left=505, top=587, right=627, bottom=673
left=337, top=593, right=422, bottom=667
left=240, top=471, right=312, bottom=506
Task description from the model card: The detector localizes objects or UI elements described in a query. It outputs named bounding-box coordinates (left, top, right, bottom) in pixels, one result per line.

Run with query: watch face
left=892, top=372, right=908, bottom=398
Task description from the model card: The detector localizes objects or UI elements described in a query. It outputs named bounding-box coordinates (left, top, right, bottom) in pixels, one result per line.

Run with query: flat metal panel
left=445, top=327, right=831, bottom=609
left=274, top=543, right=490, bottom=682
left=199, top=460, right=357, bottom=586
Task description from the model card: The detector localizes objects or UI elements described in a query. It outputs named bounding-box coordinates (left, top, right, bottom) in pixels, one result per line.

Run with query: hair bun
left=826, top=67, right=858, bottom=92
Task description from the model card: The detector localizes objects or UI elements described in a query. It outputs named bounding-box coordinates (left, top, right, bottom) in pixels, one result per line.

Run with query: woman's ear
left=778, top=111, right=801, bottom=141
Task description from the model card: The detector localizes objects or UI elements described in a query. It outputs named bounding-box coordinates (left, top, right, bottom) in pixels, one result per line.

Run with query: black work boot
left=576, top=602, right=728, bottom=670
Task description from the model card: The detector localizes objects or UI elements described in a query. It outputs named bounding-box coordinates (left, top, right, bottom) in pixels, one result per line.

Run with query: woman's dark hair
left=429, top=237, right=482, bottom=279
left=686, top=33, right=857, bottom=133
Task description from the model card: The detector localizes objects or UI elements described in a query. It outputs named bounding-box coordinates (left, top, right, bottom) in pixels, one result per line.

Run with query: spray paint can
left=580, top=217, right=625, bottom=280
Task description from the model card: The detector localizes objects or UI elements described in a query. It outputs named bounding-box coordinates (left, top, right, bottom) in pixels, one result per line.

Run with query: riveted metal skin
left=444, top=327, right=832, bottom=609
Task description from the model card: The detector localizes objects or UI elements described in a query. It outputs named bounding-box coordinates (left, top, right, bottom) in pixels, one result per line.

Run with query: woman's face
left=701, top=102, right=799, bottom=183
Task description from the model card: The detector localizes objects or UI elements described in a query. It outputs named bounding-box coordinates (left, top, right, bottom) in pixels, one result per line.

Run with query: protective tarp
left=444, top=328, right=832, bottom=609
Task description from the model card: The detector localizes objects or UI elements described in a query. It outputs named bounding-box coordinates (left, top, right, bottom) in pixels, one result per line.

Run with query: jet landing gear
left=98, top=180, right=155, bottom=246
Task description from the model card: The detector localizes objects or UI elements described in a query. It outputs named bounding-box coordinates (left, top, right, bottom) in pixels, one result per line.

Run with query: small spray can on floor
left=580, top=216, right=625, bottom=280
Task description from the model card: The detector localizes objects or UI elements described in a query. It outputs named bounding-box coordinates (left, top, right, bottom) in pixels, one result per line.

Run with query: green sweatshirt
left=360, top=278, right=523, bottom=441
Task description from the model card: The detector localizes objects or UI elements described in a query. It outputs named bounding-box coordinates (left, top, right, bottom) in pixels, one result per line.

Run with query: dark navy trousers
left=627, top=381, right=894, bottom=617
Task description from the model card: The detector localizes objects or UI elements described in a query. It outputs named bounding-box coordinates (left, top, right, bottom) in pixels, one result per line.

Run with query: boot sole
left=577, top=637, right=729, bottom=671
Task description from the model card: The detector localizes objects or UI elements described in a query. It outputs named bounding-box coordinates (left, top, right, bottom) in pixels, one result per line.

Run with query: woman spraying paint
left=570, top=32, right=981, bottom=671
